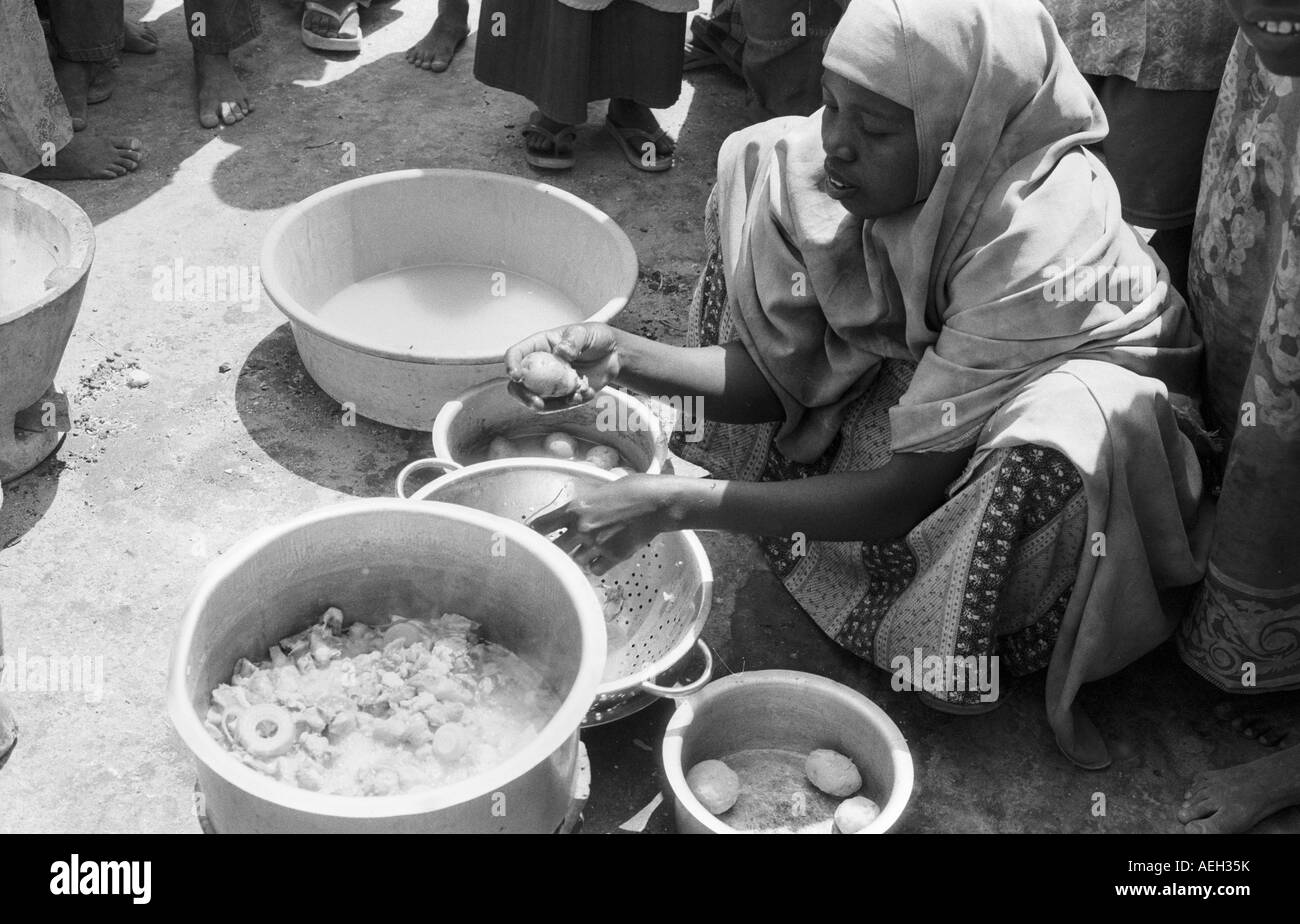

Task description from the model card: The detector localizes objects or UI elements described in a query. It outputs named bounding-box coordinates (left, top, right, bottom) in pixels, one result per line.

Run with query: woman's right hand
left=504, top=323, right=622, bottom=410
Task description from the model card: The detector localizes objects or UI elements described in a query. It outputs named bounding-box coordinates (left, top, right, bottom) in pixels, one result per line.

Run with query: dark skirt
left=473, top=0, right=687, bottom=125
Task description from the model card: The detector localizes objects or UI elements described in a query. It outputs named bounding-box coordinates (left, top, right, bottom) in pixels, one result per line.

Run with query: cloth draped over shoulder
left=714, top=0, right=1207, bottom=767
left=559, top=0, right=698, bottom=12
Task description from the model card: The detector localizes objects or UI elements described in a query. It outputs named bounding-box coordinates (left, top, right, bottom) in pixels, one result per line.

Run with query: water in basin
left=316, top=264, right=586, bottom=359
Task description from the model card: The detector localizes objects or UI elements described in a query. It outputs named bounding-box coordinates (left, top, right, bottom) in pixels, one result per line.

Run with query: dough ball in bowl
left=487, top=436, right=517, bottom=460
left=686, top=759, right=740, bottom=815
left=543, top=432, right=578, bottom=460
left=584, top=444, right=621, bottom=470
left=805, top=748, right=862, bottom=797
left=833, top=796, right=880, bottom=833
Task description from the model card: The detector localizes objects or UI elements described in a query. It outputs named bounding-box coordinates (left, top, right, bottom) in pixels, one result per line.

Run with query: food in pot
left=515, top=351, right=587, bottom=400
left=487, top=436, right=518, bottom=460
left=472, top=431, right=629, bottom=470
left=833, top=795, right=880, bottom=833
left=543, top=431, right=578, bottom=460
left=584, top=444, right=620, bottom=470
left=686, top=759, right=741, bottom=814
left=805, top=748, right=862, bottom=797
left=205, top=607, right=561, bottom=796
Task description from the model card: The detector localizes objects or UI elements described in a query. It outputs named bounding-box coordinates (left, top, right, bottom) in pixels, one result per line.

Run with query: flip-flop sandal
left=604, top=117, right=674, bottom=172
left=522, top=117, right=577, bottom=171
left=917, top=691, right=1003, bottom=715
left=683, top=42, right=721, bottom=72
left=302, top=0, right=362, bottom=53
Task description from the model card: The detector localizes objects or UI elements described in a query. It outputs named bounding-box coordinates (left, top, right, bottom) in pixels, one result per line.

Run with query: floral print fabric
left=0, top=0, right=71, bottom=175
left=1177, top=37, right=1300, bottom=692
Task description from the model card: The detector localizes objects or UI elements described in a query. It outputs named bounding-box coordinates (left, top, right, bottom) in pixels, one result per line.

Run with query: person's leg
left=185, top=0, right=259, bottom=129
left=474, top=0, right=588, bottom=168
left=406, top=0, right=470, bottom=72
left=597, top=6, right=688, bottom=168
left=738, top=0, right=843, bottom=118
left=45, top=0, right=125, bottom=130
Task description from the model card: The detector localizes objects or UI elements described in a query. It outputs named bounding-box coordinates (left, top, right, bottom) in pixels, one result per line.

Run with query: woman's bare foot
left=52, top=58, right=91, bottom=131
left=1178, top=746, right=1300, bottom=832
left=122, top=19, right=159, bottom=55
left=1212, top=692, right=1300, bottom=747
left=405, top=2, right=470, bottom=72
left=303, top=0, right=359, bottom=40
left=25, top=132, right=143, bottom=181
left=194, top=51, right=253, bottom=129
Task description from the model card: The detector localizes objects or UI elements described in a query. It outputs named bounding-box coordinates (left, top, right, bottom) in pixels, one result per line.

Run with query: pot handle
left=395, top=457, right=463, bottom=500
left=639, top=639, right=713, bottom=699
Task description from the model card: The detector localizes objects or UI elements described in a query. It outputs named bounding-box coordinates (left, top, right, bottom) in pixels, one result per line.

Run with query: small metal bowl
left=429, top=379, right=668, bottom=474
left=662, top=670, right=914, bottom=834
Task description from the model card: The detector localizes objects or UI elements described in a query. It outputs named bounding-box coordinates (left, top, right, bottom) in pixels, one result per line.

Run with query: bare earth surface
left=0, top=0, right=1294, bottom=834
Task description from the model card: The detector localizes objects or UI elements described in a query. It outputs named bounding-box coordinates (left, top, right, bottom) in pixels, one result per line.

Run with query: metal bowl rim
left=430, top=378, right=668, bottom=475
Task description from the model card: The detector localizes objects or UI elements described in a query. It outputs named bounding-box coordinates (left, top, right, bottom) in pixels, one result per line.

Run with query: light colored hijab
left=718, top=0, right=1200, bottom=462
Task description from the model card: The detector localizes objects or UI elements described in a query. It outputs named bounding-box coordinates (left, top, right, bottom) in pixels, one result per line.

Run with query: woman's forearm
left=611, top=330, right=784, bottom=423
left=664, top=448, right=975, bottom=542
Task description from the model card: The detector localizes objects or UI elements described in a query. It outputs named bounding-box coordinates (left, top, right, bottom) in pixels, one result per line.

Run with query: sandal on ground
left=604, top=117, right=673, bottom=172
left=302, top=1, right=362, bottom=53
left=918, top=691, right=1003, bottom=716
left=522, top=114, right=577, bottom=171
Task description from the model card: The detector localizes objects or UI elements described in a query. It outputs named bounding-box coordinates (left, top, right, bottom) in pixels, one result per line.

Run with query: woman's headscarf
left=717, top=0, right=1200, bottom=461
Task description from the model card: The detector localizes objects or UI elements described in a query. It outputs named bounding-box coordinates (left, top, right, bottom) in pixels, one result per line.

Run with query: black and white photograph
left=0, top=0, right=1295, bottom=888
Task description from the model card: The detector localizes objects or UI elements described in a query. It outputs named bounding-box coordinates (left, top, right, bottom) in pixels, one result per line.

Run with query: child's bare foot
left=1178, top=746, right=1300, bottom=832
left=52, top=58, right=91, bottom=131
left=405, top=5, right=469, bottom=72
left=26, top=132, right=143, bottom=181
left=194, top=51, right=253, bottom=129
left=1212, top=692, right=1300, bottom=747
left=123, top=19, right=159, bottom=54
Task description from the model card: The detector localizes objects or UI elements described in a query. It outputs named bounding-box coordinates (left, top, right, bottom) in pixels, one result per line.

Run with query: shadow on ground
left=234, top=323, right=428, bottom=496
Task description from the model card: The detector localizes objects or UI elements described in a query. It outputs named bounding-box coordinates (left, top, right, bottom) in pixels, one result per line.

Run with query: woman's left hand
left=529, top=475, right=684, bottom=574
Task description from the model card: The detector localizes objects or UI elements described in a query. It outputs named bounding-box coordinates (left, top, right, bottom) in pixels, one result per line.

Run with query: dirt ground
left=0, top=0, right=1294, bottom=834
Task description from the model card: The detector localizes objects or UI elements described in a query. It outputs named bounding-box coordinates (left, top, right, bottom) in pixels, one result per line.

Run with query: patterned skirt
left=674, top=195, right=1090, bottom=707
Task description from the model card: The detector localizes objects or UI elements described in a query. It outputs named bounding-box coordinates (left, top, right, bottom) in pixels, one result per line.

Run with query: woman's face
left=820, top=71, right=921, bottom=220
left=1224, top=0, right=1300, bottom=75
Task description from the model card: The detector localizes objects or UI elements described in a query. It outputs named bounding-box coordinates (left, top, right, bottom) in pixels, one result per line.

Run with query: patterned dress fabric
left=1177, top=37, right=1300, bottom=693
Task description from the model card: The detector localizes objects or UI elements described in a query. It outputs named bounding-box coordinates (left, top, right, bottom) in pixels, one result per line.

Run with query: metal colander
left=397, top=457, right=714, bottom=725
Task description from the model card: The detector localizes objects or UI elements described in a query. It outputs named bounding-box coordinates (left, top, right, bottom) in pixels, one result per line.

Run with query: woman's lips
left=824, top=165, right=857, bottom=199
